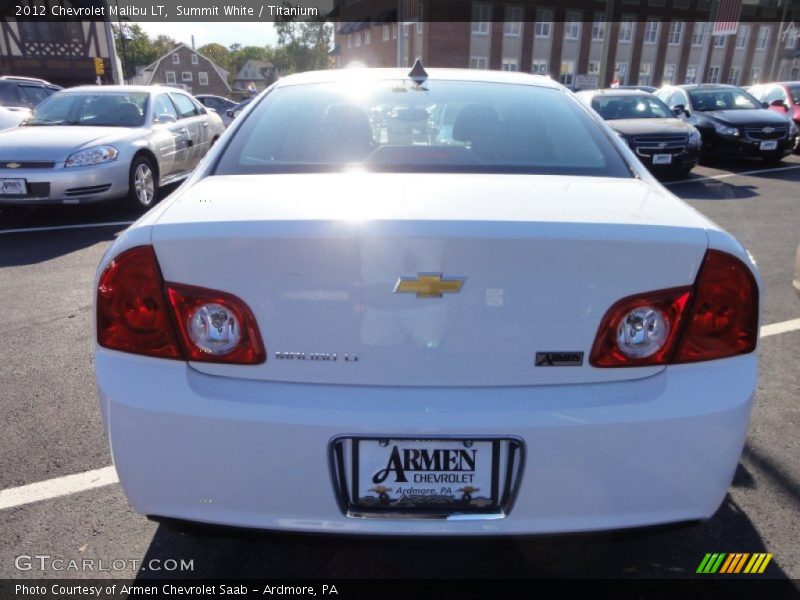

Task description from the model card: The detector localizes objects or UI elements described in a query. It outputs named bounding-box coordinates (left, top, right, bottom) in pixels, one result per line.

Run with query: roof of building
left=234, top=60, right=277, bottom=82
left=133, top=43, right=231, bottom=91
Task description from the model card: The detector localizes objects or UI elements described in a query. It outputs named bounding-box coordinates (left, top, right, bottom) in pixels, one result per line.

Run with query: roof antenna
left=408, top=58, right=428, bottom=86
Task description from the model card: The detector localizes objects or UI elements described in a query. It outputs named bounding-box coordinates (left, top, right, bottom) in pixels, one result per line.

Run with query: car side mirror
left=225, top=110, right=234, bottom=117
left=156, top=113, right=178, bottom=124
left=672, top=105, right=688, bottom=117
left=761, top=101, right=769, bottom=109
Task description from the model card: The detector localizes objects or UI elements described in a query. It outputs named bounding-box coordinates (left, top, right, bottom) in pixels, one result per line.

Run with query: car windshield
left=591, top=95, right=674, bottom=120
left=214, top=79, right=631, bottom=177
left=687, top=88, right=760, bottom=111
left=788, top=85, right=800, bottom=105
left=26, top=91, right=149, bottom=126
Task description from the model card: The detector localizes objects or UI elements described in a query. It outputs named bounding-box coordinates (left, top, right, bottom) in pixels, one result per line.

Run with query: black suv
left=656, top=84, right=794, bottom=163
left=0, top=76, right=61, bottom=109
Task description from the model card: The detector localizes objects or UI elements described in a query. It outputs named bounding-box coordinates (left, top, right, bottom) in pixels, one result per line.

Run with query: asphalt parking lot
left=0, top=159, right=798, bottom=581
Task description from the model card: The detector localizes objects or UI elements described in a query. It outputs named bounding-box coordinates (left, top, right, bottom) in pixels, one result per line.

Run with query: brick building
left=333, top=1, right=798, bottom=89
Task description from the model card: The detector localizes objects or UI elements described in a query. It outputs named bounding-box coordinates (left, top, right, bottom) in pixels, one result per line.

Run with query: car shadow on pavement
left=670, top=179, right=759, bottom=201
left=132, top=475, right=792, bottom=581
left=0, top=226, right=124, bottom=268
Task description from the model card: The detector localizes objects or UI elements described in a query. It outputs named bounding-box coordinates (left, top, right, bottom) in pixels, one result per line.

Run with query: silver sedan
left=0, top=85, right=225, bottom=210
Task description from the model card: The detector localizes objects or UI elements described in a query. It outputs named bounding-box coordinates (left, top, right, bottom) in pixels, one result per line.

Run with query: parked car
left=655, top=84, right=794, bottom=163
left=0, top=76, right=61, bottom=110
left=611, top=85, right=658, bottom=93
left=576, top=89, right=701, bottom=176
left=224, top=97, right=252, bottom=123
left=195, top=94, right=238, bottom=127
left=0, top=106, right=30, bottom=131
left=95, top=66, right=760, bottom=537
left=0, top=85, right=224, bottom=210
left=747, top=82, right=800, bottom=152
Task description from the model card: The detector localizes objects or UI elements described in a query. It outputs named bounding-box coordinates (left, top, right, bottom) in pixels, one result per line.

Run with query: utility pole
left=598, top=0, right=614, bottom=87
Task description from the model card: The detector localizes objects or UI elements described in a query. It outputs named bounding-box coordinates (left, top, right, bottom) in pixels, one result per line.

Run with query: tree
left=272, top=2, right=333, bottom=74
left=198, top=43, right=232, bottom=76
left=112, top=23, right=158, bottom=81
left=152, top=34, right=178, bottom=58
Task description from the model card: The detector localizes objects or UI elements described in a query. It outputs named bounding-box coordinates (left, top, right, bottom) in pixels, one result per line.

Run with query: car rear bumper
left=0, top=161, right=128, bottom=205
left=96, top=350, right=756, bottom=536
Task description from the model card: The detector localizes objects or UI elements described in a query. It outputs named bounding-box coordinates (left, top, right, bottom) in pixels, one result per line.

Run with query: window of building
left=392, top=24, right=397, bottom=39
left=417, top=4, right=423, bottom=34
left=535, top=9, right=552, bottom=38
left=639, top=62, right=653, bottom=85
left=560, top=61, right=576, bottom=86
left=472, top=3, right=491, bottom=35
left=502, top=57, right=519, bottom=71
left=673, top=0, right=690, bottom=8
left=685, top=64, right=698, bottom=83
left=707, top=65, right=721, bottom=83
left=668, top=21, right=683, bottom=45
left=182, top=71, right=193, bottom=82
left=198, top=71, right=209, bottom=86
left=714, top=35, right=726, bottom=49
left=663, top=63, right=676, bottom=84
left=791, top=66, right=800, bottom=79
left=643, top=20, right=659, bottom=45
left=588, top=61, right=599, bottom=75
left=18, top=21, right=81, bottom=44
left=728, top=66, right=741, bottom=85
left=692, top=23, right=708, bottom=47
left=532, top=59, right=548, bottom=75
left=564, top=12, right=581, bottom=40
left=786, top=31, right=796, bottom=49
left=191, top=54, right=198, bottom=65
left=615, top=62, right=628, bottom=84
left=347, top=35, right=352, bottom=49
left=503, top=6, right=522, bottom=36
left=756, top=26, right=770, bottom=50
left=383, top=24, right=390, bottom=41
left=592, top=14, right=605, bottom=41
left=355, top=32, right=361, bottom=47
left=750, top=67, right=761, bottom=83
left=172, top=53, right=180, bottom=64
left=365, top=29, right=371, bottom=45
left=469, top=56, right=488, bottom=69
left=165, top=71, right=176, bottom=84
left=619, top=17, right=635, bottom=43
left=736, top=25, right=750, bottom=49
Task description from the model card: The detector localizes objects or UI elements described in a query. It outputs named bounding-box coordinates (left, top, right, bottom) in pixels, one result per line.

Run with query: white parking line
left=663, top=164, right=800, bottom=186
left=0, top=316, right=798, bottom=512
left=0, top=466, right=118, bottom=511
left=761, top=318, right=800, bottom=338
left=0, top=221, right=134, bottom=235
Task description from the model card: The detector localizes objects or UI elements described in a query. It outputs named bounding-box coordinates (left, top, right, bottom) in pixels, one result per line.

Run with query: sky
left=137, top=21, right=278, bottom=50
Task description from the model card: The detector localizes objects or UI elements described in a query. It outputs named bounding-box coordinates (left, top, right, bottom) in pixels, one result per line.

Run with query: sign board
left=575, top=74, right=599, bottom=91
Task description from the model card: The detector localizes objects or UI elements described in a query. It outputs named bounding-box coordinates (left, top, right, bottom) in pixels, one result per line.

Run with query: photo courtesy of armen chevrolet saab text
left=94, top=65, right=761, bottom=536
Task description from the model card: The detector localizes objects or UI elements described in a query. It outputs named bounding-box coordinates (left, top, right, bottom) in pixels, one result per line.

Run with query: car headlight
left=713, top=123, right=739, bottom=137
left=688, top=129, right=702, bottom=145
left=64, top=146, right=118, bottom=168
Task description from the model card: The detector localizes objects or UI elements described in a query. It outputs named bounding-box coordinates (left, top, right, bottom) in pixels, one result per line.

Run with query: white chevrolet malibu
left=94, top=66, right=760, bottom=535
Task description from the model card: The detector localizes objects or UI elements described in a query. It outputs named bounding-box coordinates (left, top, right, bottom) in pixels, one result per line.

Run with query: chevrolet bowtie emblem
left=394, top=273, right=466, bottom=298
left=5, top=163, right=21, bottom=169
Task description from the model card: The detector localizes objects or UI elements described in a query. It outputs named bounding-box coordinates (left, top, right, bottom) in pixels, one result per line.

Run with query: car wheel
left=128, top=156, right=157, bottom=210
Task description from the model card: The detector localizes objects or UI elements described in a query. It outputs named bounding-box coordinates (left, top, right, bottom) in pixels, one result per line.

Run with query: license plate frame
left=330, top=436, right=525, bottom=518
left=0, top=178, right=27, bottom=196
left=652, top=153, right=673, bottom=165
left=760, top=140, right=778, bottom=151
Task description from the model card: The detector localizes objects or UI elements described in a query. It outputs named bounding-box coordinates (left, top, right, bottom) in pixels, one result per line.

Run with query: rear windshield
left=214, top=79, right=632, bottom=178
left=591, top=94, right=674, bottom=120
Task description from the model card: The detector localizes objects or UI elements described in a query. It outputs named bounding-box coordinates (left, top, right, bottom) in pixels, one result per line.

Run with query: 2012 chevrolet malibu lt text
left=94, top=66, right=760, bottom=535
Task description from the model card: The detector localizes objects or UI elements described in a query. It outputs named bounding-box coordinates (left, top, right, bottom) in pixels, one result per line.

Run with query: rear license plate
left=0, top=178, right=27, bottom=195
left=760, top=140, right=778, bottom=151
left=356, top=438, right=497, bottom=509
left=652, top=153, right=672, bottom=165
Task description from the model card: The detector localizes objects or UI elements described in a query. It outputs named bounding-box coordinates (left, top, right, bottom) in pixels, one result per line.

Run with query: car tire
left=127, top=156, right=158, bottom=210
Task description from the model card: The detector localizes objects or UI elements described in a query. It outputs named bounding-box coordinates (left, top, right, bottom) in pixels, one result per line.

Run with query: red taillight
left=673, top=249, right=759, bottom=363
left=589, top=287, right=692, bottom=367
left=97, top=245, right=265, bottom=364
left=590, top=249, right=759, bottom=367
left=165, top=283, right=266, bottom=364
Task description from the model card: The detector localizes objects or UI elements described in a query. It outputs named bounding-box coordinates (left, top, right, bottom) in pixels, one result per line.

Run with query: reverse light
left=591, top=249, right=759, bottom=367
left=97, top=246, right=265, bottom=364
left=65, top=145, right=118, bottom=167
